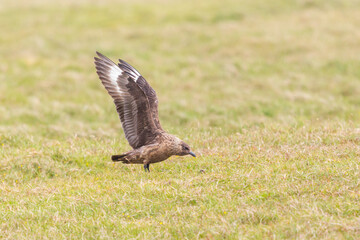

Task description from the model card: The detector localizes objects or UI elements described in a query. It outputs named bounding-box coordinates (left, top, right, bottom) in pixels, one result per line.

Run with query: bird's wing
left=118, top=59, right=163, bottom=131
left=94, top=52, right=161, bottom=149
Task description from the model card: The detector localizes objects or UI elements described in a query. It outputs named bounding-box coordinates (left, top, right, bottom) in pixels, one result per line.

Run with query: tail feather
left=111, top=151, right=142, bottom=164
left=111, top=154, right=128, bottom=162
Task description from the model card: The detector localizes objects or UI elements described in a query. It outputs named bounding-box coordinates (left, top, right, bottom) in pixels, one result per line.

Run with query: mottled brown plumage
left=94, top=52, right=196, bottom=172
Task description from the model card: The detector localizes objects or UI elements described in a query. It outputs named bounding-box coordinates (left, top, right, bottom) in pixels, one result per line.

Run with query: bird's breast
left=141, top=141, right=174, bottom=164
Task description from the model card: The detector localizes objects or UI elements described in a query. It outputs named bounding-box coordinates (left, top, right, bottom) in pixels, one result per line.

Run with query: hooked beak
left=189, top=151, right=196, bottom=157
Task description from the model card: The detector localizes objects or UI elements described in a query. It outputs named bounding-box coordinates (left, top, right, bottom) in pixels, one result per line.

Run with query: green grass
left=1, top=0, right=360, bottom=238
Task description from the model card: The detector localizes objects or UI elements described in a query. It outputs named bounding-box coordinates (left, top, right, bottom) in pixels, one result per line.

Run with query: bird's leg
left=144, top=164, right=150, bottom=172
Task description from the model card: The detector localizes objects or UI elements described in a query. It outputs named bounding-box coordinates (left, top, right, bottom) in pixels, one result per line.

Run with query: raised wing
left=118, top=59, right=163, bottom=131
left=94, top=52, right=161, bottom=149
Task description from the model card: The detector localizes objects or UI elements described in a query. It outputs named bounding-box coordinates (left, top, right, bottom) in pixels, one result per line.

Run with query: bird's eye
left=184, top=146, right=189, bottom=151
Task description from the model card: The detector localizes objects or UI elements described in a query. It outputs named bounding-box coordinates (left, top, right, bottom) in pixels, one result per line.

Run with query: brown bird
left=94, top=52, right=196, bottom=172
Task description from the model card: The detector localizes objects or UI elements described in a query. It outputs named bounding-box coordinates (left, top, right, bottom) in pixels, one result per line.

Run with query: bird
left=94, top=52, right=196, bottom=172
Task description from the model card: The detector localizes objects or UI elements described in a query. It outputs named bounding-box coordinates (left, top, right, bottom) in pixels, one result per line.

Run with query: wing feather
left=118, top=59, right=163, bottom=130
left=94, top=52, right=161, bottom=149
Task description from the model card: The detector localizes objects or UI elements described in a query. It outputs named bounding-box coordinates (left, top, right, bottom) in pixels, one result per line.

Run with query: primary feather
left=94, top=52, right=162, bottom=149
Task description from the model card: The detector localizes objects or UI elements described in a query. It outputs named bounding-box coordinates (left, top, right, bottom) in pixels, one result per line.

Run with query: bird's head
left=177, top=141, right=196, bottom=158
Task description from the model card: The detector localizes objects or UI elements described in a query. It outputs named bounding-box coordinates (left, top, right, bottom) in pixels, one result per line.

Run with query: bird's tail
left=111, top=151, right=142, bottom=164
left=111, top=154, right=128, bottom=162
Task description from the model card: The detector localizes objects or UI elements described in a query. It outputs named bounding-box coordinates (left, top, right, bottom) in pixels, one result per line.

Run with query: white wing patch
left=133, top=70, right=141, bottom=82
left=108, top=65, right=128, bottom=94
left=109, top=65, right=123, bottom=84
left=118, top=59, right=141, bottom=82
left=126, top=68, right=141, bottom=82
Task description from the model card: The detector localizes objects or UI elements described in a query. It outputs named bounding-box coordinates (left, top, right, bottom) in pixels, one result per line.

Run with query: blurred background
left=1, top=1, right=360, bottom=238
left=1, top=0, right=360, bottom=138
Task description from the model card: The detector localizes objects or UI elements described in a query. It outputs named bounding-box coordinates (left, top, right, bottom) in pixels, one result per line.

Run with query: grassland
left=1, top=0, right=360, bottom=239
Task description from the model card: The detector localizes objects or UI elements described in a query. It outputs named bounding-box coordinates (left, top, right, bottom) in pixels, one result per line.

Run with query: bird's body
left=94, top=52, right=195, bottom=172
left=113, top=133, right=184, bottom=164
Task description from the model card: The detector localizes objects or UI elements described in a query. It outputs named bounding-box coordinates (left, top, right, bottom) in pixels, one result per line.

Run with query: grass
left=1, top=0, right=360, bottom=238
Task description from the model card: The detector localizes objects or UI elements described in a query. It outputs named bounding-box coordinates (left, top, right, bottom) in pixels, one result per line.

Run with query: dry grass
left=1, top=0, right=360, bottom=239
